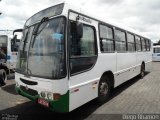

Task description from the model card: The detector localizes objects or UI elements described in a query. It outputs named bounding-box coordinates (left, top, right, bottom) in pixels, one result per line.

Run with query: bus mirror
left=13, top=29, right=23, bottom=35
left=76, top=22, right=83, bottom=38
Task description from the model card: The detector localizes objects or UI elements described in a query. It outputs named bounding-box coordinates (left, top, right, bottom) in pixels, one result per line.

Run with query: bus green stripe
left=49, top=91, right=69, bottom=112
left=15, top=86, right=69, bottom=113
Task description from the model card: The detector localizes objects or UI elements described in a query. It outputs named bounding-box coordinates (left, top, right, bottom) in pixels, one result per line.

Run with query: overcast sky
left=0, top=0, right=160, bottom=42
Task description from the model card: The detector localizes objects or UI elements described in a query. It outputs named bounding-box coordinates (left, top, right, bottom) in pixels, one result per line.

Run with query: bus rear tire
left=140, top=64, right=145, bottom=79
left=0, top=69, right=7, bottom=85
left=97, top=76, right=110, bottom=103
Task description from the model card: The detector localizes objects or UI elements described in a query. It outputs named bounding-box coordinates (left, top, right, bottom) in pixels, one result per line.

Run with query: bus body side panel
left=68, top=11, right=116, bottom=111
left=69, top=53, right=116, bottom=111
left=114, top=52, right=138, bottom=87
left=145, top=51, right=152, bottom=71
left=137, top=51, right=152, bottom=72
left=136, top=52, right=145, bottom=67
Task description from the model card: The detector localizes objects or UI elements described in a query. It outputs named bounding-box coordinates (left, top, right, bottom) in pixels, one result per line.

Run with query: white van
left=152, top=45, right=160, bottom=61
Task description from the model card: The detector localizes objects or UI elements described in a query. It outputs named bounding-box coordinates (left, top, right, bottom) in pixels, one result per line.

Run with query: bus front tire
left=0, top=69, right=7, bottom=85
left=97, top=76, right=110, bottom=103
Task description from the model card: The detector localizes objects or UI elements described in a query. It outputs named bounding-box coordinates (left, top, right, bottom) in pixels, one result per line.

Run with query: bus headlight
left=47, top=92, right=53, bottom=100
left=40, top=92, right=60, bottom=100
left=16, top=82, right=20, bottom=87
left=40, top=92, right=46, bottom=98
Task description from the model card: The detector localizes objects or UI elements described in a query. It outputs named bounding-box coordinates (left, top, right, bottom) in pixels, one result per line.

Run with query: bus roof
left=64, top=2, right=150, bottom=39
left=24, top=1, right=150, bottom=40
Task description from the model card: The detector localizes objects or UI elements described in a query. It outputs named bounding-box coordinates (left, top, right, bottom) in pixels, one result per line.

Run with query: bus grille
left=20, top=86, right=38, bottom=96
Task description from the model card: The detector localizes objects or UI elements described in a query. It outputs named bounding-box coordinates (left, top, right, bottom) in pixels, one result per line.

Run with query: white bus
left=152, top=45, right=160, bottom=61
left=15, top=2, right=152, bottom=113
left=0, top=29, right=22, bottom=85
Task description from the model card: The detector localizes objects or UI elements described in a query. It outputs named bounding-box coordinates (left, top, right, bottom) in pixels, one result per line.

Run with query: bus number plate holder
left=38, top=98, right=49, bottom=107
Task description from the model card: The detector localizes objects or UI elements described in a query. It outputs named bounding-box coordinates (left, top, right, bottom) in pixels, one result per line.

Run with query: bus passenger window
left=146, top=39, right=150, bottom=51
left=127, top=33, right=135, bottom=52
left=99, top=25, right=114, bottom=52
left=135, top=36, right=142, bottom=52
left=115, top=29, right=126, bottom=52
left=141, top=38, right=146, bottom=51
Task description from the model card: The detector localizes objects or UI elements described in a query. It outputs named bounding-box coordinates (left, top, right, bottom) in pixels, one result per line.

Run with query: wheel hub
left=100, top=82, right=108, bottom=96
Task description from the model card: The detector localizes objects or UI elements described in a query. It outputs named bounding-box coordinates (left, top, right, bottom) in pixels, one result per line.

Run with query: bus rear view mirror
left=13, top=29, right=23, bottom=35
left=76, top=22, right=83, bottom=38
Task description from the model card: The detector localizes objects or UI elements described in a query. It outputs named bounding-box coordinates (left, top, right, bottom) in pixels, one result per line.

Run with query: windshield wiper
left=33, top=17, right=49, bottom=35
left=32, top=17, right=49, bottom=48
left=23, top=30, right=29, bottom=53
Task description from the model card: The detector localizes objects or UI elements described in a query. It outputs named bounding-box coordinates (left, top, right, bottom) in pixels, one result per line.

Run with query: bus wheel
left=98, top=76, right=110, bottom=103
left=140, top=64, right=145, bottom=79
left=0, top=69, right=7, bottom=85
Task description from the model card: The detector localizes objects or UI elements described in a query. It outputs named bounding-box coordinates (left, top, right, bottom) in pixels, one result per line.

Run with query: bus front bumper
left=15, top=86, right=69, bottom=113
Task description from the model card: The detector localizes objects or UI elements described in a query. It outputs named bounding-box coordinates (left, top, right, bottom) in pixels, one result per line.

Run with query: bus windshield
left=16, top=17, right=66, bottom=79
left=25, top=3, right=64, bottom=26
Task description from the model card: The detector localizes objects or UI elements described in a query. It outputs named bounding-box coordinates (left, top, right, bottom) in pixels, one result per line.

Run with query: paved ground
left=0, top=62, right=160, bottom=120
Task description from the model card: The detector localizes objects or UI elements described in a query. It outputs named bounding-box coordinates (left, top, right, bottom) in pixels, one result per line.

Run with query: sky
left=0, top=0, right=160, bottom=43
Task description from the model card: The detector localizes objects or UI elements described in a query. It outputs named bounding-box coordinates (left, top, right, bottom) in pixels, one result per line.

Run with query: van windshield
left=154, top=48, right=160, bottom=53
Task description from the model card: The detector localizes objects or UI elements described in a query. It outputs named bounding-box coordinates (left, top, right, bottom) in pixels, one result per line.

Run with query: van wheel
left=140, top=64, right=145, bottom=79
left=0, top=69, right=7, bottom=85
left=98, top=76, right=110, bottom=103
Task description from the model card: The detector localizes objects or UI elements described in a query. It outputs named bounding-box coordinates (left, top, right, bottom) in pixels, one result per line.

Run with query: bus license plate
left=38, top=98, right=49, bottom=107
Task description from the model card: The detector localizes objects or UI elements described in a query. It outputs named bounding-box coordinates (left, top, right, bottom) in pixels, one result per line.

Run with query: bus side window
left=69, top=21, right=97, bottom=75
left=135, top=36, right=141, bottom=52
left=127, top=33, right=135, bottom=52
left=114, top=29, right=126, bottom=52
left=141, top=38, right=146, bottom=51
left=146, top=39, right=150, bottom=51
left=99, top=24, right=114, bottom=52
left=147, top=39, right=150, bottom=51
